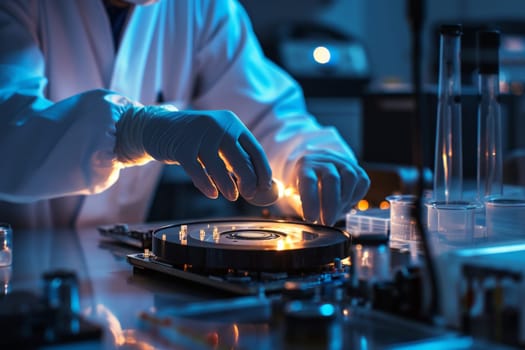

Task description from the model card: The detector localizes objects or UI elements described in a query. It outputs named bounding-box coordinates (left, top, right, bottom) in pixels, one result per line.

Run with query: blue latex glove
left=115, top=106, right=277, bottom=205
left=294, top=150, right=370, bottom=226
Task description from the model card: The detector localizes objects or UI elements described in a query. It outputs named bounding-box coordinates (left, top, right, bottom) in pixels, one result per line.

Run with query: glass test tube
left=433, top=25, right=463, bottom=203
left=476, top=30, right=503, bottom=200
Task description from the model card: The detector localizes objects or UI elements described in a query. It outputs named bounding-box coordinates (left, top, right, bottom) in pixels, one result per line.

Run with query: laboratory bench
left=1, top=222, right=521, bottom=349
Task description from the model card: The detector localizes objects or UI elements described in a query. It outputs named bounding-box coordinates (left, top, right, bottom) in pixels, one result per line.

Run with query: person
left=0, top=0, right=370, bottom=229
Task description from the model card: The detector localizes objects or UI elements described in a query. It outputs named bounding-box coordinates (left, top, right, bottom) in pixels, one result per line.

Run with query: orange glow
left=273, top=179, right=303, bottom=217
left=277, top=240, right=285, bottom=251
left=357, top=200, right=369, bottom=211
left=273, top=178, right=286, bottom=199
left=213, top=228, right=220, bottom=242
left=361, top=250, right=370, bottom=267
left=442, top=151, right=449, bottom=198
left=87, top=304, right=156, bottom=350
left=274, top=178, right=294, bottom=200
left=232, top=324, right=240, bottom=345
left=379, top=201, right=390, bottom=210
left=218, top=151, right=234, bottom=173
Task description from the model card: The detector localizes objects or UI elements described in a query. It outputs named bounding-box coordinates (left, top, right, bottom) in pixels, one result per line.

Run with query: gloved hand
left=115, top=105, right=278, bottom=205
left=293, top=150, right=370, bottom=226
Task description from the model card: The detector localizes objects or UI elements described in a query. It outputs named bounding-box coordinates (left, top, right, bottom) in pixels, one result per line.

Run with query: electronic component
left=98, top=222, right=167, bottom=249
left=127, top=218, right=352, bottom=295
left=150, top=219, right=350, bottom=271
left=440, top=242, right=525, bottom=347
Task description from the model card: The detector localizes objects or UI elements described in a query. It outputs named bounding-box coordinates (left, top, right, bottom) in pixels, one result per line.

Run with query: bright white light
left=313, top=46, right=331, bottom=64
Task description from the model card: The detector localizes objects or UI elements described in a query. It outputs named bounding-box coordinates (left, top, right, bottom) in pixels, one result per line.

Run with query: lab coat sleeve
left=0, top=2, right=125, bottom=202
left=191, top=0, right=359, bottom=213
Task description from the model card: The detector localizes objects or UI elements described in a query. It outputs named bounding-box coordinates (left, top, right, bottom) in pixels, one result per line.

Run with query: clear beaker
left=485, top=196, right=525, bottom=240
left=425, top=200, right=481, bottom=259
left=386, top=194, right=419, bottom=242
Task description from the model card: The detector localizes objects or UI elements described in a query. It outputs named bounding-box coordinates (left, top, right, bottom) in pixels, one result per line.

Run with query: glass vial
left=433, top=25, right=463, bottom=203
left=0, top=223, right=12, bottom=267
left=476, top=30, right=502, bottom=200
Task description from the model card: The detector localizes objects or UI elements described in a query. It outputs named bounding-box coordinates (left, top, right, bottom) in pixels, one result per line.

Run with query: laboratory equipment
left=485, top=196, right=525, bottom=240
left=433, top=25, right=463, bottom=203
left=439, top=242, right=525, bottom=347
left=386, top=194, right=419, bottom=242
left=476, top=30, right=503, bottom=200
left=127, top=218, right=352, bottom=295
left=345, top=208, right=390, bottom=239
left=425, top=200, right=480, bottom=248
left=0, top=223, right=12, bottom=267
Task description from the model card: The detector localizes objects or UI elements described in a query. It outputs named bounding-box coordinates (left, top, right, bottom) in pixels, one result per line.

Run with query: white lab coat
left=0, top=0, right=358, bottom=228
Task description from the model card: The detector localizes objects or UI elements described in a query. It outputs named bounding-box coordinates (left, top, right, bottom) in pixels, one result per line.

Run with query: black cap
left=440, top=24, right=462, bottom=36
left=477, top=30, right=500, bottom=74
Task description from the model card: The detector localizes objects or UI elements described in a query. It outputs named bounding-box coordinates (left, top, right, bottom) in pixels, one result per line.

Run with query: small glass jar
left=0, top=223, right=12, bottom=267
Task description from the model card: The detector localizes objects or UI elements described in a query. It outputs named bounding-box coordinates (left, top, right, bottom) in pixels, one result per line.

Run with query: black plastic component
left=477, top=30, right=500, bottom=74
left=440, top=24, right=463, bottom=36
left=372, top=265, right=424, bottom=320
left=98, top=223, right=156, bottom=249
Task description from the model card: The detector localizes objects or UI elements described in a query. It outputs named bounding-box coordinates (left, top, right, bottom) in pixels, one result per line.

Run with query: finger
left=246, top=179, right=280, bottom=206
left=297, top=165, right=320, bottom=224
left=319, top=163, right=341, bottom=226
left=219, top=137, right=257, bottom=199
left=354, top=168, right=371, bottom=200
left=339, top=168, right=352, bottom=210
left=238, top=132, right=273, bottom=190
left=180, top=158, right=219, bottom=199
left=340, top=166, right=360, bottom=213
left=343, top=167, right=371, bottom=212
left=199, top=145, right=238, bottom=202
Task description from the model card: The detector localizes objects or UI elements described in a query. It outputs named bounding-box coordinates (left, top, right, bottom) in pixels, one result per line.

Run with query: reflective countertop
left=4, top=225, right=516, bottom=349
left=8, top=226, right=239, bottom=349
